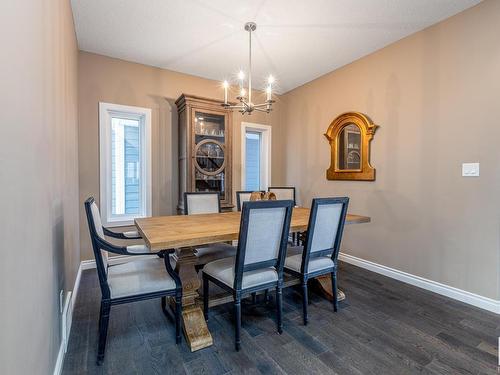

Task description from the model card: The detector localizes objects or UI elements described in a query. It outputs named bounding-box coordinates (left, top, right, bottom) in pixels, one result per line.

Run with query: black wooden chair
left=268, top=186, right=300, bottom=244
left=202, top=199, right=294, bottom=351
left=84, top=197, right=182, bottom=365
left=284, top=197, right=349, bottom=325
left=183, top=191, right=221, bottom=215
left=268, top=186, right=296, bottom=205
left=184, top=192, right=236, bottom=270
left=235, top=190, right=264, bottom=211
left=103, top=226, right=142, bottom=240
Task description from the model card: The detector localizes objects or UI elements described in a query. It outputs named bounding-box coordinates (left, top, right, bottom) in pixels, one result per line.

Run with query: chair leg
left=175, top=294, right=182, bottom=344
left=251, top=292, right=257, bottom=304
left=301, top=279, right=309, bottom=325
left=161, top=296, right=167, bottom=313
left=332, top=270, right=338, bottom=312
left=234, top=297, right=242, bottom=351
left=97, top=301, right=111, bottom=365
left=264, top=289, right=269, bottom=303
left=276, top=286, right=283, bottom=334
left=203, top=275, right=209, bottom=321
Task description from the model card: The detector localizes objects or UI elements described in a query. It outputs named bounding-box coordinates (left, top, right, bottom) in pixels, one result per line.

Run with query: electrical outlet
left=59, top=290, right=64, bottom=314
left=462, top=162, right=479, bottom=177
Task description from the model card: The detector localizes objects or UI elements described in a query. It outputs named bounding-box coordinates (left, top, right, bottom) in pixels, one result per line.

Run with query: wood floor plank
left=62, top=263, right=500, bottom=375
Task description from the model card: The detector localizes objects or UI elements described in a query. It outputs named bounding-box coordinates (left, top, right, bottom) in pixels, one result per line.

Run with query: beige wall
left=282, top=0, right=500, bottom=300
left=0, top=0, right=80, bottom=373
left=78, top=52, right=285, bottom=260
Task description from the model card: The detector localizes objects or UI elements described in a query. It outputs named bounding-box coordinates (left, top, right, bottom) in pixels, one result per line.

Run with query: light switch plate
left=462, top=163, right=479, bottom=177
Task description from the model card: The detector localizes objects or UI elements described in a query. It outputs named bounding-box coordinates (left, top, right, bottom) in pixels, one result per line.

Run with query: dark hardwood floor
left=62, top=262, right=499, bottom=374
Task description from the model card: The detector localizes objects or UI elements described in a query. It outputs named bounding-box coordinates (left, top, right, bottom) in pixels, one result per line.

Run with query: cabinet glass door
left=193, top=111, right=226, bottom=198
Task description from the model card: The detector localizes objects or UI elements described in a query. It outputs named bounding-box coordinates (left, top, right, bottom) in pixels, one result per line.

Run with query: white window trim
left=241, top=122, right=272, bottom=191
left=99, top=102, right=152, bottom=227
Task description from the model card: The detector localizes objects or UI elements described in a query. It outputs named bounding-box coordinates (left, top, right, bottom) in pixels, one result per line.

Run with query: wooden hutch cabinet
left=175, top=94, right=234, bottom=212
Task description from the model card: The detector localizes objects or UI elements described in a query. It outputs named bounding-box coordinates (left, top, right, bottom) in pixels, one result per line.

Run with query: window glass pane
left=111, top=117, right=140, bottom=216
left=245, top=132, right=261, bottom=191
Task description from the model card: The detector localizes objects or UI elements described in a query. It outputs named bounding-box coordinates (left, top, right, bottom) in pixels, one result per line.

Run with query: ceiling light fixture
left=221, top=22, right=275, bottom=115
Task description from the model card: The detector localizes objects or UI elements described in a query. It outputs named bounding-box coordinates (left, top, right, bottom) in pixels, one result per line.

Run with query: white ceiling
left=71, top=0, right=481, bottom=93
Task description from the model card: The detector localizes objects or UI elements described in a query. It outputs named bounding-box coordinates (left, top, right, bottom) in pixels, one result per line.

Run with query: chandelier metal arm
left=252, top=101, right=274, bottom=108
left=253, top=107, right=272, bottom=113
left=223, top=104, right=246, bottom=110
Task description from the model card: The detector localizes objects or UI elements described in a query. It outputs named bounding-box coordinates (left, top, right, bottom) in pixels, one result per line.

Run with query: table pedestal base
left=174, top=247, right=213, bottom=352
left=314, top=275, right=345, bottom=301
left=182, top=306, right=213, bottom=351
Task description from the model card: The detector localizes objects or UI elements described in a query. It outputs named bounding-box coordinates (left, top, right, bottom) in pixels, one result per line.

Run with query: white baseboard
left=339, top=252, right=500, bottom=315
left=53, top=343, right=64, bottom=375
left=53, top=261, right=83, bottom=375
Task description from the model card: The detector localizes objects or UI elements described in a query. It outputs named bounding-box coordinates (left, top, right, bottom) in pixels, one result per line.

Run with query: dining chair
left=183, top=192, right=236, bottom=269
left=202, top=199, right=294, bottom=351
left=91, top=211, right=143, bottom=240
left=268, top=186, right=296, bottom=205
left=235, top=190, right=264, bottom=211
left=268, top=186, right=299, bottom=244
left=84, top=197, right=182, bottom=365
left=183, top=191, right=221, bottom=215
left=284, top=197, right=349, bottom=325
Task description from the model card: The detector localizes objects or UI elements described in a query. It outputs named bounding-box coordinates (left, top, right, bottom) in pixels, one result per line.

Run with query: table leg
left=173, top=247, right=213, bottom=351
left=315, top=275, right=346, bottom=302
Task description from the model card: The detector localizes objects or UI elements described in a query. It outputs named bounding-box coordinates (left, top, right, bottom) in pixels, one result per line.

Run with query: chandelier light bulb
left=267, top=75, right=275, bottom=85
left=223, top=81, right=228, bottom=104
left=266, top=85, right=272, bottom=101
left=238, top=71, right=245, bottom=81
left=240, top=88, right=246, bottom=97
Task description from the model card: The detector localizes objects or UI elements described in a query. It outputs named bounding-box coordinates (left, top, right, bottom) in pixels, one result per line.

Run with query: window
left=245, top=132, right=261, bottom=191
left=241, top=122, right=271, bottom=191
left=99, top=102, right=151, bottom=226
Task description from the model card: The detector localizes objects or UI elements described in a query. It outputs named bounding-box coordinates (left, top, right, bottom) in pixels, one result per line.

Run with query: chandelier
left=221, top=22, right=275, bottom=115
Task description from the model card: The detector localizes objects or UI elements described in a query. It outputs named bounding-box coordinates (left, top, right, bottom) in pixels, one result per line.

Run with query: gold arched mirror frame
left=324, top=112, right=379, bottom=181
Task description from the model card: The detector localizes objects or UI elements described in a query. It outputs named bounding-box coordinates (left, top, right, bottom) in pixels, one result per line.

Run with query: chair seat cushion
left=203, top=257, right=278, bottom=290
left=195, top=243, right=236, bottom=265
left=285, top=246, right=334, bottom=274
left=123, top=230, right=140, bottom=238
left=127, top=244, right=152, bottom=254
left=107, top=258, right=176, bottom=299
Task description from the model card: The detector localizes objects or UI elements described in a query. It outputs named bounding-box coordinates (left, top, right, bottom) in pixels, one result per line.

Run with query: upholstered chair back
left=184, top=192, right=220, bottom=215
left=268, top=187, right=296, bottom=205
left=302, top=198, right=349, bottom=271
left=244, top=207, right=285, bottom=265
left=234, top=200, right=293, bottom=289
left=309, top=203, right=343, bottom=253
left=235, top=191, right=252, bottom=211
left=236, top=190, right=268, bottom=211
left=88, top=200, right=109, bottom=271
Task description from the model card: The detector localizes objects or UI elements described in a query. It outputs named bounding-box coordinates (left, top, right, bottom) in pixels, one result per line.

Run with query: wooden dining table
left=135, top=207, right=370, bottom=352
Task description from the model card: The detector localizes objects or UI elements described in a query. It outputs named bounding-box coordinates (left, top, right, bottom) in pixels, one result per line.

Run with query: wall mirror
left=324, top=112, right=378, bottom=181
left=337, top=123, right=361, bottom=170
